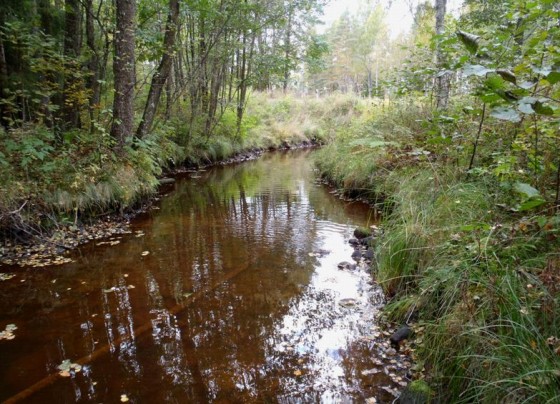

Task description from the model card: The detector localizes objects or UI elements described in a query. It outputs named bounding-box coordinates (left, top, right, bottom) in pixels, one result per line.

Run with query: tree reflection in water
left=0, top=151, right=400, bottom=403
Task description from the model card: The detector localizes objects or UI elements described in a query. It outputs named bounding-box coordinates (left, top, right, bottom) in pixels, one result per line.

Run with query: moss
left=398, top=380, right=434, bottom=404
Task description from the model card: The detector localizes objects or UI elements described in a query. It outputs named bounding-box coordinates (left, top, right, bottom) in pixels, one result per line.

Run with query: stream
left=0, top=150, right=411, bottom=403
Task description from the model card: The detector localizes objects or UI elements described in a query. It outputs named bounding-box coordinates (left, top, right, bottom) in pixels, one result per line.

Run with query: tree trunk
left=435, top=0, right=450, bottom=110
left=283, top=2, right=293, bottom=93
left=85, top=0, right=101, bottom=129
left=62, top=0, right=82, bottom=130
left=110, top=0, right=136, bottom=150
left=136, top=0, right=179, bottom=138
left=0, top=29, right=8, bottom=128
left=367, top=68, right=373, bottom=98
left=236, top=29, right=256, bottom=138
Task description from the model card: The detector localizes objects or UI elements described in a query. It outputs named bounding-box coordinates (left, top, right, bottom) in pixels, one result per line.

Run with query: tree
left=136, top=0, right=179, bottom=138
left=110, top=0, right=136, bottom=150
left=62, top=0, right=82, bottom=130
left=434, top=0, right=449, bottom=109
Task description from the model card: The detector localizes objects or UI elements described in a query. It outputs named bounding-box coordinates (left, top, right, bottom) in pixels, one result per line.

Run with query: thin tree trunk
left=0, top=31, right=8, bottom=128
left=110, top=0, right=136, bottom=150
left=164, top=64, right=173, bottom=120
left=467, top=103, right=486, bottom=175
left=555, top=155, right=560, bottom=213
left=435, top=0, right=450, bottom=110
left=85, top=0, right=101, bottom=131
left=236, top=29, right=256, bottom=137
left=283, top=3, right=293, bottom=94
left=62, top=0, right=82, bottom=130
left=136, top=0, right=179, bottom=138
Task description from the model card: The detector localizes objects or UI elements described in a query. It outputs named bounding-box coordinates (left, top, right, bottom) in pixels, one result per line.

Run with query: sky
left=319, top=0, right=463, bottom=38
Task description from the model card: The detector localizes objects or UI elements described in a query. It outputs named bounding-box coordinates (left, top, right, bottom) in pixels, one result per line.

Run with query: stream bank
left=0, top=142, right=321, bottom=269
left=1, top=150, right=414, bottom=402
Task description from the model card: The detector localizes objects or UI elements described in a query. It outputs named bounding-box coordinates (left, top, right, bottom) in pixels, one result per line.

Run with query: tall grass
left=313, top=96, right=560, bottom=402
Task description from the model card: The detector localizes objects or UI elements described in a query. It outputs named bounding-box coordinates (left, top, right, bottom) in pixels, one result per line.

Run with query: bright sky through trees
left=320, top=0, right=463, bottom=38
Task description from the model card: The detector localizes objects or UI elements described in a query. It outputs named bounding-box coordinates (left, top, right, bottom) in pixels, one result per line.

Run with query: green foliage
left=313, top=87, right=560, bottom=401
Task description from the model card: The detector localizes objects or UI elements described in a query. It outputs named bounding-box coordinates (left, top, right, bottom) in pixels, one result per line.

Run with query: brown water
left=0, top=150, right=407, bottom=403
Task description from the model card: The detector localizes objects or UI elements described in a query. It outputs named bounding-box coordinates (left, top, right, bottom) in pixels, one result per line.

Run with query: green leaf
left=532, top=101, right=554, bottom=116
left=518, top=81, right=536, bottom=89
left=485, top=75, right=506, bottom=91
left=546, top=71, right=560, bottom=84
left=463, top=64, right=493, bottom=77
left=480, top=93, right=503, bottom=103
left=456, top=31, right=480, bottom=54
left=496, top=69, right=516, bottom=84
left=532, top=65, right=552, bottom=76
left=514, top=182, right=540, bottom=198
left=461, top=222, right=492, bottom=232
left=517, top=102, right=534, bottom=114
left=518, top=198, right=546, bottom=212
left=490, top=107, right=521, bottom=122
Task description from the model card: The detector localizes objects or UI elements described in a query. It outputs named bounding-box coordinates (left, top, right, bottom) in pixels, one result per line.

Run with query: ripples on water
left=0, top=150, right=403, bottom=403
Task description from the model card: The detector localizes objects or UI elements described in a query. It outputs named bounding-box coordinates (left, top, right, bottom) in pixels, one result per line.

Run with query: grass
left=0, top=91, right=363, bottom=238
left=313, top=95, right=560, bottom=402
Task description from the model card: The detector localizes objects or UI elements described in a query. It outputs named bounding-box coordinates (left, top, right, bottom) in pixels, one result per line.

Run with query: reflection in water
left=0, top=150, right=401, bottom=403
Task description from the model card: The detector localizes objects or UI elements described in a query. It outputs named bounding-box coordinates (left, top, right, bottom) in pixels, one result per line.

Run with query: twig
left=467, top=103, right=486, bottom=176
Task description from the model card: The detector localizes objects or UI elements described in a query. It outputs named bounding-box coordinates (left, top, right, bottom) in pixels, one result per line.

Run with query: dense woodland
left=1, top=0, right=560, bottom=401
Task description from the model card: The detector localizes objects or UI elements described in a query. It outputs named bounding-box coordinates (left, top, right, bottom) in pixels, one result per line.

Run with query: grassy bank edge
left=313, top=102, right=560, bottom=402
left=0, top=92, right=362, bottom=244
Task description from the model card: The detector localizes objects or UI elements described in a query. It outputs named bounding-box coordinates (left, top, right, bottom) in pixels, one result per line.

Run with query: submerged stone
left=337, top=261, right=356, bottom=270
left=390, top=325, right=412, bottom=351
left=354, top=227, right=372, bottom=239
left=339, top=298, right=358, bottom=307
left=398, top=380, right=433, bottom=404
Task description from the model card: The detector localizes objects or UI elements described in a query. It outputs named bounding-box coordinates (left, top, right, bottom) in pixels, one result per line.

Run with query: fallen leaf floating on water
left=120, top=394, right=130, bottom=402
left=293, top=370, right=303, bottom=376
left=381, top=386, right=399, bottom=397
left=57, top=359, right=82, bottom=377
left=0, top=324, right=17, bottom=340
left=141, top=251, right=150, bottom=256
left=183, top=292, right=193, bottom=298
left=0, top=221, right=131, bottom=268
left=127, top=285, right=135, bottom=289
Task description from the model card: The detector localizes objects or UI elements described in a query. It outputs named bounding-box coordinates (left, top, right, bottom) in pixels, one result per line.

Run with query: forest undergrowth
left=0, top=92, right=359, bottom=241
left=314, top=95, right=560, bottom=402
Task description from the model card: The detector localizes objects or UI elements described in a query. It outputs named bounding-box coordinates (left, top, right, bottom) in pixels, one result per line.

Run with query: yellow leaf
left=530, top=340, right=537, bottom=350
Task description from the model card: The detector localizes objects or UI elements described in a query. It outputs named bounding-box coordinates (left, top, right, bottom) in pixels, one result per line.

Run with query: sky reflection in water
left=0, top=150, right=401, bottom=403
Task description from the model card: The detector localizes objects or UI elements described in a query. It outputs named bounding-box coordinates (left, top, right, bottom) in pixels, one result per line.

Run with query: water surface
left=0, top=151, right=406, bottom=403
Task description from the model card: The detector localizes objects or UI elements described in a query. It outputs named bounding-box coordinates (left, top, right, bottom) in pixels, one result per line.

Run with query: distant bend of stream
left=0, top=150, right=411, bottom=403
